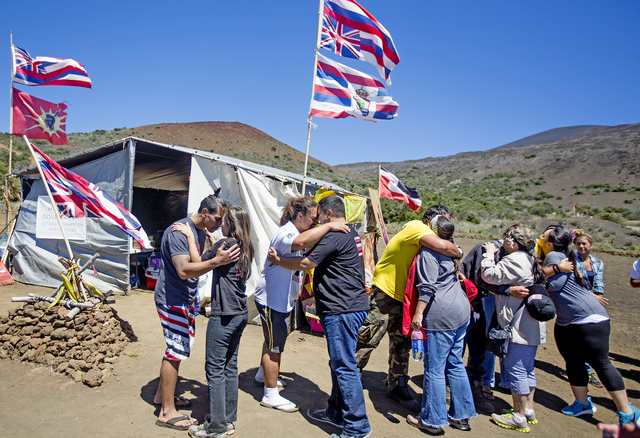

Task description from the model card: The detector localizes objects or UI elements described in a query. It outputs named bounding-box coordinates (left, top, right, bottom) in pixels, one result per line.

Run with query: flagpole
left=9, top=32, right=14, bottom=175
left=302, top=0, right=325, bottom=196
left=6, top=32, right=14, bottom=229
left=22, top=135, right=75, bottom=262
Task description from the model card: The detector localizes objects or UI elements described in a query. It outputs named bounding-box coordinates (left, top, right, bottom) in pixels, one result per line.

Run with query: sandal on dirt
left=155, top=414, right=196, bottom=430
left=154, top=395, right=193, bottom=408
left=482, top=389, right=496, bottom=400
left=406, top=415, right=444, bottom=435
left=260, top=400, right=299, bottom=413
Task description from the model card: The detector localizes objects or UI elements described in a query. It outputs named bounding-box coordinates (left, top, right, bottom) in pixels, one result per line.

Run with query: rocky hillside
left=0, top=122, right=365, bottom=193
left=337, top=123, right=640, bottom=216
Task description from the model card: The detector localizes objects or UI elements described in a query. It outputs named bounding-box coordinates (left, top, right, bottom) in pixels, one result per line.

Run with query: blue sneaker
left=617, top=403, right=640, bottom=426
left=561, top=397, right=596, bottom=417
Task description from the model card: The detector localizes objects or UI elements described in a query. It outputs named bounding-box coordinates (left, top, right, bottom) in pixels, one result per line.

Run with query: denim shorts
left=255, top=302, right=292, bottom=354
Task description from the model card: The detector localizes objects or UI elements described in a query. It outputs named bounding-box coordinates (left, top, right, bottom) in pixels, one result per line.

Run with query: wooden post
left=23, top=135, right=75, bottom=262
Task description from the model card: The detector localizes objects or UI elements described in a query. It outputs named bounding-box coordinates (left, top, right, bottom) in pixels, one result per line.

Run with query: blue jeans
left=320, top=311, right=371, bottom=437
left=203, top=313, right=248, bottom=434
left=421, top=322, right=477, bottom=428
left=481, top=294, right=510, bottom=388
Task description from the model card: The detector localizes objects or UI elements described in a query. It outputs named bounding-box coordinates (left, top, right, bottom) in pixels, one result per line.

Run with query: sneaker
left=406, top=414, right=445, bottom=435
left=203, top=415, right=235, bottom=435
left=471, top=382, right=495, bottom=414
left=449, top=417, right=471, bottom=431
left=188, top=424, right=226, bottom=438
left=387, top=376, right=420, bottom=412
left=491, top=412, right=530, bottom=433
left=329, top=433, right=371, bottom=438
left=561, top=397, right=596, bottom=417
left=307, top=408, right=344, bottom=429
left=617, top=403, right=640, bottom=426
left=523, top=409, right=538, bottom=425
left=588, top=372, right=604, bottom=388
left=254, top=375, right=286, bottom=388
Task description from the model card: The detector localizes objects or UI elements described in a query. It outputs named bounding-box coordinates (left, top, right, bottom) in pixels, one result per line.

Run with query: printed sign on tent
left=36, top=196, right=86, bottom=241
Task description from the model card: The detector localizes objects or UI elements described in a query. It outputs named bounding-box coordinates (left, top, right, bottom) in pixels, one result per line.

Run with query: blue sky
left=2, top=1, right=639, bottom=166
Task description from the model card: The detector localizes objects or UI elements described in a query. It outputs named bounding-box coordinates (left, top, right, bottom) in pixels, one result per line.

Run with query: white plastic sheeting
left=189, top=156, right=300, bottom=320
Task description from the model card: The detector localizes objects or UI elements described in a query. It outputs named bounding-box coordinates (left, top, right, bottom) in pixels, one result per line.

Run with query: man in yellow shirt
left=355, top=205, right=461, bottom=411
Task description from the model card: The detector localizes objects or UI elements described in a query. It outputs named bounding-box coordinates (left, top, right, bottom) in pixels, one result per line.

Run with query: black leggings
left=554, top=320, right=625, bottom=392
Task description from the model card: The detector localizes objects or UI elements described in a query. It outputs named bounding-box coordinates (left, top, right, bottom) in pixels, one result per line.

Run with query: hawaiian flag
left=321, top=0, right=400, bottom=85
left=12, top=45, right=92, bottom=88
left=12, top=88, right=68, bottom=145
left=379, top=166, right=422, bottom=211
left=310, top=53, right=398, bottom=122
left=30, top=144, right=152, bottom=249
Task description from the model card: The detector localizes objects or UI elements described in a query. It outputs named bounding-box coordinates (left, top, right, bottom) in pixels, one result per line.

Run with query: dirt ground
left=1, top=238, right=639, bottom=438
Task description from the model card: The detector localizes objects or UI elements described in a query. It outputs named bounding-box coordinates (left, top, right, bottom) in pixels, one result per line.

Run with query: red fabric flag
left=12, top=88, right=68, bottom=145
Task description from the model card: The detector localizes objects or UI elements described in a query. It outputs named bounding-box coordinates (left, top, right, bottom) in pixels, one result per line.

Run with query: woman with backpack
left=541, top=225, right=640, bottom=427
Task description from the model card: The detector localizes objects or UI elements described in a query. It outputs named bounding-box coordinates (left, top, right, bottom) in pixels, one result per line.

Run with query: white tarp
left=188, top=156, right=300, bottom=320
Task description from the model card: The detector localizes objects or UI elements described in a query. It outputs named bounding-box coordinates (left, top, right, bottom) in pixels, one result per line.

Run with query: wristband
left=553, top=265, right=560, bottom=275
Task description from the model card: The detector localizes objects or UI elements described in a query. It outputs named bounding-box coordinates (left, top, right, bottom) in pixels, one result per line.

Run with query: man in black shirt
left=267, top=195, right=371, bottom=438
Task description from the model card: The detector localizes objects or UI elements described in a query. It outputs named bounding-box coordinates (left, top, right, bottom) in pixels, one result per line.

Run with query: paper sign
left=36, top=196, right=87, bottom=241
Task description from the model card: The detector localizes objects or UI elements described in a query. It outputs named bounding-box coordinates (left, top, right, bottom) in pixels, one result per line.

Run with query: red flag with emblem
left=12, top=88, right=67, bottom=145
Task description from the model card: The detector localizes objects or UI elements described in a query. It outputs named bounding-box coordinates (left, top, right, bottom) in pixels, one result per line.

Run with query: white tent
left=8, top=137, right=373, bottom=316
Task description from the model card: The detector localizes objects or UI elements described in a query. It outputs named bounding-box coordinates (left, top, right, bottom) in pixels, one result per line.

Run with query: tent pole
left=23, top=135, right=75, bottom=262
left=302, top=0, right=325, bottom=196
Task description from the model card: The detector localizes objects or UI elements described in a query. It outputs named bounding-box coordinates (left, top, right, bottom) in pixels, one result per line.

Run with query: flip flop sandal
left=482, top=389, right=496, bottom=400
left=154, top=395, right=193, bottom=408
left=155, top=414, right=195, bottom=431
left=260, top=401, right=299, bottom=413
left=406, top=415, right=444, bottom=435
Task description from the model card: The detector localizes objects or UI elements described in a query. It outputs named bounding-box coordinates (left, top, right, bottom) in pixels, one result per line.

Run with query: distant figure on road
left=630, top=259, right=640, bottom=288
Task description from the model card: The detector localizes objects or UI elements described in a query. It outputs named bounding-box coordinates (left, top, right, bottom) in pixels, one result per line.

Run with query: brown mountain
left=336, top=123, right=640, bottom=213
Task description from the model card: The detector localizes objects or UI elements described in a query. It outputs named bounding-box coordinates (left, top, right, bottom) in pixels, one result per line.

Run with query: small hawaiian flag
left=379, top=166, right=422, bottom=211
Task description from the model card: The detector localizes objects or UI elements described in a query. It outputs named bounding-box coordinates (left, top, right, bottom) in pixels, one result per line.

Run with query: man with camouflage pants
left=355, top=205, right=462, bottom=411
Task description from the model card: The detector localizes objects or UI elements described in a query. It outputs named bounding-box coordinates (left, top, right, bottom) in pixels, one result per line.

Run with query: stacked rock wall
left=0, top=301, right=135, bottom=387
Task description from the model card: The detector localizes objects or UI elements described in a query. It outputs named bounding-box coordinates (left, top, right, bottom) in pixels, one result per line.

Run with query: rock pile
left=0, top=301, right=135, bottom=387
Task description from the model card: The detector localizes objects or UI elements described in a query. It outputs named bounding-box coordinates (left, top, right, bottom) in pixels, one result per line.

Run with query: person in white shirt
left=253, top=196, right=348, bottom=412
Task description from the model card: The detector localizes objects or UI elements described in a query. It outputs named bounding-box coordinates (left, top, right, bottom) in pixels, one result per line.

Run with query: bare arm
left=411, top=300, right=428, bottom=330
left=291, top=222, right=350, bottom=252
left=631, top=278, right=640, bottom=288
left=171, top=222, right=201, bottom=262
left=419, top=234, right=460, bottom=258
left=267, top=247, right=317, bottom=271
left=172, top=243, right=240, bottom=280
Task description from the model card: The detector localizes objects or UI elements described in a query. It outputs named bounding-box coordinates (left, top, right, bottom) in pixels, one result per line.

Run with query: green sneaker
left=491, top=412, right=530, bottom=433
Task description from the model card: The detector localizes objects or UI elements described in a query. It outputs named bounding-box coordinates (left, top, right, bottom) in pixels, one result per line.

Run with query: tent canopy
left=8, top=137, right=373, bottom=300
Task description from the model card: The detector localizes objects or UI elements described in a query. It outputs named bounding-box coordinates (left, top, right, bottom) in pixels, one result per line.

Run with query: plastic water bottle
left=411, top=329, right=424, bottom=362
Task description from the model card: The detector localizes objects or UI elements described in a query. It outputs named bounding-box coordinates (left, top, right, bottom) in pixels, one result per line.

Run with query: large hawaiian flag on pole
left=29, top=144, right=152, bottom=249
left=12, top=45, right=92, bottom=88
left=379, top=166, right=422, bottom=211
left=310, top=53, right=398, bottom=122
left=12, top=88, right=68, bottom=145
left=321, top=0, right=399, bottom=85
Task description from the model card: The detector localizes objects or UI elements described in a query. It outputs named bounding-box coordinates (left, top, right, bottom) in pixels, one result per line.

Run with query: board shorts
left=156, top=301, right=196, bottom=361
left=255, top=302, right=292, bottom=354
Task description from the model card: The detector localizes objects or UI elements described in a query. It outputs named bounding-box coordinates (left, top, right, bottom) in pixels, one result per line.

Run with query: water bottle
left=411, top=329, right=424, bottom=362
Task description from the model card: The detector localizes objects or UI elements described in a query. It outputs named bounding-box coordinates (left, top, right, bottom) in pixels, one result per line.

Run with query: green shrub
left=595, top=212, right=626, bottom=224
